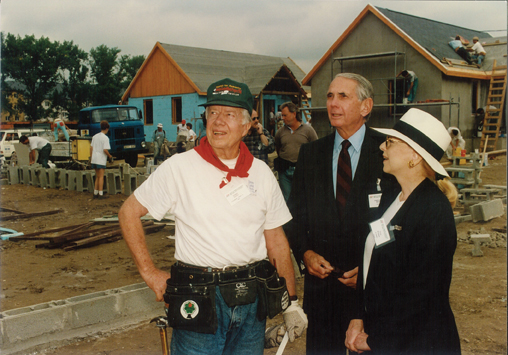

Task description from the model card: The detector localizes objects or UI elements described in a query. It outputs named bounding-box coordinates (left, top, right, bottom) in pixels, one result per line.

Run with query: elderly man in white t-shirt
left=119, top=78, right=307, bottom=354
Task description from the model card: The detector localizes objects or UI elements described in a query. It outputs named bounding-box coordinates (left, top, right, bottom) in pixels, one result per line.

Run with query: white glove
left=282, top=300, right=308, bottom=342
left=264, top=323, right=286, bottom=348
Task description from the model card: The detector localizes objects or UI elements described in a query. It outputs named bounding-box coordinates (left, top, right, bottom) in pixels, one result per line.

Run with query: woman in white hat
left=346, top=108, right=461, bottom=354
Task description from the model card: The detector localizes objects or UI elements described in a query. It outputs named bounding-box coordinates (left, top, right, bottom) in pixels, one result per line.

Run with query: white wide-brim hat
left=157, top=123, right=163, bottom=128
left=372, top=108, right=451, bottom=177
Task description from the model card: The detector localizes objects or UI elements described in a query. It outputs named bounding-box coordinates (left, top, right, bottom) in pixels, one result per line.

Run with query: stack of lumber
left=8, top=221, right=164, bottom=251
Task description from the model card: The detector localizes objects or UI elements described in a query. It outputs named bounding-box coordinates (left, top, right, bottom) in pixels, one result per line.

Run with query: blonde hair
left=422, top=161, right=458, bottom=208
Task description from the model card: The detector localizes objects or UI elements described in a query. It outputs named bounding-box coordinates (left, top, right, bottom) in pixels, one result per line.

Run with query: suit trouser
left=305, top=276, right=351, bottom=355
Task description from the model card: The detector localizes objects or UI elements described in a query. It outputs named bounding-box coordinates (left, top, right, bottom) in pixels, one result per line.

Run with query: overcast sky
left=1, top=0, right=506, bottom=73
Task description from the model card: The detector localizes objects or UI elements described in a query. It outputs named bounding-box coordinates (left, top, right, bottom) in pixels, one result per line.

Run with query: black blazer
left=286, top=127, right=390, bottom=319
left=358, top=178, right=461, bottom=354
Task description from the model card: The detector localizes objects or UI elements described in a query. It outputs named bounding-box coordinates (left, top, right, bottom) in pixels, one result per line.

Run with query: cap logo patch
left=213, top=84, right=242, bottom=96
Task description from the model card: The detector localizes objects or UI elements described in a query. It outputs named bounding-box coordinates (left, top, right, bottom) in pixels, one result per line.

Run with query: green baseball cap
left=200, top=78, right=253, bottom=115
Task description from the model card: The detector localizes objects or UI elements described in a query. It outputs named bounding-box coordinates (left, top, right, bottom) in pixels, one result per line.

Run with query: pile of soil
left=0, top=156, right=506, bottom=354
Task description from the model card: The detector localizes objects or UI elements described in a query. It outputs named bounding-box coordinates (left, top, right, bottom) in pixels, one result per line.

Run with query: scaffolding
left=330, top=50, right=460, bottom=125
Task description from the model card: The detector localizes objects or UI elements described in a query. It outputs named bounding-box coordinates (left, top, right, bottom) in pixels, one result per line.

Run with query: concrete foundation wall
left=0, top=283, right=162, bottom=355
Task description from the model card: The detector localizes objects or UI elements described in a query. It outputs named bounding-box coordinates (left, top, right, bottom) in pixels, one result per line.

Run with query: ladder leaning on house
left=480, top=60, right=507, bottom=152
left=300, top=98, right=312, bottom=123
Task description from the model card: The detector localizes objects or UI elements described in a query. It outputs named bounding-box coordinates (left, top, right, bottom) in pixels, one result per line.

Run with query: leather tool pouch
left=164, top=280, right=217, bottom=334
left=255, top=260, right=289, bottom=320
left=219, top=279, right=258, bottom=307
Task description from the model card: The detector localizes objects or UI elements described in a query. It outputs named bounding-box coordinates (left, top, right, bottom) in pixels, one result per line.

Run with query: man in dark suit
left=286, top=73, right=389, bottom=354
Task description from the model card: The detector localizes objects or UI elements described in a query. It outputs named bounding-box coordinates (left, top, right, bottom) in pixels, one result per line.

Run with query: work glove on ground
left=264, top=323, right=286, bottom=348
left=282, top=300, right=308, bottom=342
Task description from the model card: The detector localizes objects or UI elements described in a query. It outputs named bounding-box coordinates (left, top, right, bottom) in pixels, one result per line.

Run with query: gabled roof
left=303, top=4, right=505, bottom=85
left=123, top=42, right=307, bottom=100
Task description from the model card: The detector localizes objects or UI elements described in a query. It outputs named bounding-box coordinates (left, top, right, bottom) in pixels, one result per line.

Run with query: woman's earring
left=408, top=160, right=415, bottom=168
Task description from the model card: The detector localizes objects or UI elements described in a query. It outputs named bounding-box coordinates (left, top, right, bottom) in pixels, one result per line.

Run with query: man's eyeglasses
left=252, top=116, right=259, bottom=120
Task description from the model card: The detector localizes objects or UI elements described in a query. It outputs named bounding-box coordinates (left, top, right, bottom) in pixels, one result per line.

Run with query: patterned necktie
left=336, top=140, right=352, bottom=213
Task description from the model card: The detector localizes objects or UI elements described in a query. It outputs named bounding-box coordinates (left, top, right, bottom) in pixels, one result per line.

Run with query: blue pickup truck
left=78, top=105, right=147, bottom=167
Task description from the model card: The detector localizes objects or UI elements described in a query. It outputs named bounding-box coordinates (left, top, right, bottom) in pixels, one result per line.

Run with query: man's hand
left=264, top=323, right=286, bottom=348
left=141, top=267, right=171, bottom=302
left=303, top=250, right=333, bottom=278
left=282, top=300, right=308, bottom=342
left=255, top=123, right=263, bottom=135
left=338, top=266, right=358, bottom=289
left=346, top=319, right=367, bottom=353
left=108, top=156, right=114, bottom=163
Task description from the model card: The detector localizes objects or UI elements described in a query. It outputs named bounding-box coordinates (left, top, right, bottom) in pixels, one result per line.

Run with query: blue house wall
left=128, top=93, right=207, bottom=142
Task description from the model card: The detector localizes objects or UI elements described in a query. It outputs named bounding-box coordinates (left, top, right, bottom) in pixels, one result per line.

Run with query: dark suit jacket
left=358, top=179, right=461, bottom=355
left=285, top=127, right=391, bottom=343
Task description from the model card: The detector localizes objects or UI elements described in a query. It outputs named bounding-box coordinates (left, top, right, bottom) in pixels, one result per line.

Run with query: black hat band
left=394, top=121, right=444, bottom=160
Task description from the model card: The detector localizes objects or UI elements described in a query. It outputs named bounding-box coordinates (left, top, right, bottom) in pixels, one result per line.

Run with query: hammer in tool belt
left=150, top=316, right=169, bottom=355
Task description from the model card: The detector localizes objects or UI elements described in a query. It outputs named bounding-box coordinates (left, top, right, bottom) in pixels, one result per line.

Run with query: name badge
left=222, top=180, right=251, bottom=206
left=368, top=193, right=382, bottom=208
left=369, top=218, right=394, bottom=248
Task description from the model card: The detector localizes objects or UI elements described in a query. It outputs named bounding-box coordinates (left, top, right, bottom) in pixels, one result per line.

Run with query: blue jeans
left=408, top=78, right=419, bottom=103
left=170, top=287, right=266, bottom=355
left=472, top=54, right=485, bottom=65
left=279, top=166, right=295, bottom=202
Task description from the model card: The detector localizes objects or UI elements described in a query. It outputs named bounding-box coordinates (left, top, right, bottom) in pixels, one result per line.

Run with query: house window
left=172, top=97, right=182, bottom=124
left=144, top=99, right=153, bottom=125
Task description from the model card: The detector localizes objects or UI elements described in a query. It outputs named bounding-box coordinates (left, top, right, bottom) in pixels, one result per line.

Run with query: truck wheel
left=125, top=153, right=139, bottom=167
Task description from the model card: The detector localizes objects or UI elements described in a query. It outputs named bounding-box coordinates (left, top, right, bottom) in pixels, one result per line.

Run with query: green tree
left=50, top=40, right=91, bottom=121
left=1, top=33, right=63, bottom=121
left=118, top=54, right=145, bottom=94
left=89, top=44, right=122, bottom=106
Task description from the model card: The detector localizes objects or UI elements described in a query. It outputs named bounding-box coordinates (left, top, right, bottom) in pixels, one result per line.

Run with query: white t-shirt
left=90, top=132, right=111, bottom=166
left=177, top=124, right=189, bottom=138
left=187, top=129, right=197, bottom=142
left=471, top=42, right=486, bottom=55
left=134, top=150, right=292, bottom=268
left=28, top=136, right=50, bottom=150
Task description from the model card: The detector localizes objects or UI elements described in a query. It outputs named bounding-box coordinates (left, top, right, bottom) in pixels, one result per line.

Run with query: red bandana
left=194, top=136, right=254, bottom=188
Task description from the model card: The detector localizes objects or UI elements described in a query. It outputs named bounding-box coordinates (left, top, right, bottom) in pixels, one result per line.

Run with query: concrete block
left=106, top=171, right=122, bottom=195
left=0, top=283, right=161, bottom=355
left=36, top=168, right=48, bottom=188
left=470, top=199, right=505, bottom=222
left=68, top=291, right=119, bottom=328
left=471, top=234, right=492, bottom=256
left=149, top=165, right=158, bottom=174
left=2, top=302, right=69, bottom=344
left=118, top=284, right=161, bottom=316
left=137, top=174, right=148, bottom=187
left=60, top=170, right=70, bottom=189
left=46, top=169, right=58, bottom=188
left=66, top=171, right=77, bottom=191
left=75, top=171, right=88, bottom=192
left=21, top=166, right=30, bottom=185
left=29, top=167, right=40, bottom=186
left=7, top=166, right=19, bottom=185
left=123, top=173, right=137, bottom=195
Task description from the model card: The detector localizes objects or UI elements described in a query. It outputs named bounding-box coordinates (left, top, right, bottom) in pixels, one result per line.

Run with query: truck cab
left=78, top=105, right=147, bottom=167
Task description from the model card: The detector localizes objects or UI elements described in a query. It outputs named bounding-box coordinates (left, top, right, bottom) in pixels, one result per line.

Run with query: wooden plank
left=0, top=207, right=26, bottom=214
left=8, top=223, right=91, bottom=241
left=0, top=209, right=64, bottom=221
left=63, top=224, right=165, bottom=251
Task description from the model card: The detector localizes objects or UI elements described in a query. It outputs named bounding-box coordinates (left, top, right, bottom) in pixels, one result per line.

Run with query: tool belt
left=273, top=157, right=296, bottom=173
left=164, top=260, right=289, bottom=334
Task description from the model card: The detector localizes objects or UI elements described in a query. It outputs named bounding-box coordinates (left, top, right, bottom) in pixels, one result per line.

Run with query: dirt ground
left=0, top=156, right=506, bottom=355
